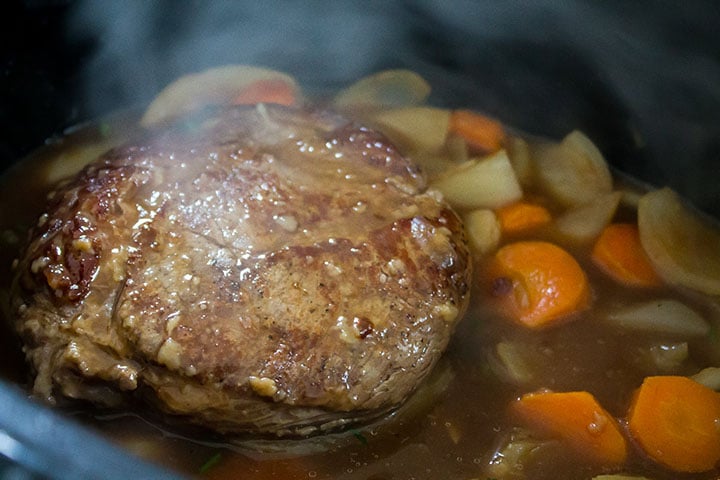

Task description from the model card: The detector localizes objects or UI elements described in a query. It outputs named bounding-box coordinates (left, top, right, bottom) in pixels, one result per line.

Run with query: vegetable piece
left=445, top=136, right=469, bottom=163
left=606, top=299, right=710, bottom=337
left=141, top=65, right=298, bottom=126
left=430, top=150, right=523, bottom=210
left=494, top=341, right=534, bottom=385
left=553, top=191, right=622, bottom=244
left=445, top=421, right=462, bottom=445
left=496, top=201, right=552, bottom=235
left=627, top=375, right=720, bottom=472
left=333, top=69, right=431, bottom=109
left=487, top=241, right=589, bottom=328
left=405, top=151, right=456, bottom=177
left=511, top=390, right=628, bottom=465
left=449, top=109, right=506, bottom=153
left=462, top=209, right=501, bottom=255
left=592, top=223, right=663, bottom=287
left=367, top=106, right=451, bottom=154
left=486, top=428, right=561, bottom=479
left=230, top=78, right=296, bottom=106
left=397, top=132, right=468, bottom=176
left=390, top=358, right=455, bottom=424
left=506, top=135, right=533, bottom=186
left=647, top=342, right=689, bottom=372
left=638, top=187, right=720, bottom=295
left=692, top=367, right=720, bottom=391
left=619, top=188, right=643, bottom=211
left=533, top=130, right=613, bottom=207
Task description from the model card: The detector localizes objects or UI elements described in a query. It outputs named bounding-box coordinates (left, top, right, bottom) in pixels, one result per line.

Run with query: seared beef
left=11, top=105, right=471, bottom=436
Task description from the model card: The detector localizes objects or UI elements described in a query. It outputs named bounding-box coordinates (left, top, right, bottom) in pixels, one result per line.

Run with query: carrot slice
left=511, top=390, right=628, bottom=465
left=231, top=78, right=297, bottom=106
left=487, top=241, right=589, bottom=328
left=496, top=201, right=552, bottom=235
left=628, top=375, right=720, bottom=473
left=449, top=109, right=505, bottom=153
left=592, top=223, right=662, bottom=287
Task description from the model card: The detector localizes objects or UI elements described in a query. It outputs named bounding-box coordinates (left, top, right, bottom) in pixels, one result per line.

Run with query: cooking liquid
left=1, top=111, right=719, bottom=480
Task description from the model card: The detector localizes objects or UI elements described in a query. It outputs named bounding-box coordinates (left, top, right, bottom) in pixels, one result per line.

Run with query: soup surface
left=1, top=67, right=720, bottom=480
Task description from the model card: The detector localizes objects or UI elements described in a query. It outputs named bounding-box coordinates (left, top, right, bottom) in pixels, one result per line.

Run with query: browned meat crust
left=11, top=105, right=471, bottom=436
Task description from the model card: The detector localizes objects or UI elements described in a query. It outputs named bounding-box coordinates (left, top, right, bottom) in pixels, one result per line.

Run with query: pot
left=1, top=1, right=719, bottom=478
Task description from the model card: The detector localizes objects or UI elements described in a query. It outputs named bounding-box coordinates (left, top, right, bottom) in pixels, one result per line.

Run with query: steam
left=68, top=1, right=408, bottom=110
left=67, top=0, right=720, bottom=215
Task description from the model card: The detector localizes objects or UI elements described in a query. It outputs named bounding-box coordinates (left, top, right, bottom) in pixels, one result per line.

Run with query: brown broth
left=1, top=111, right=719, bottom=480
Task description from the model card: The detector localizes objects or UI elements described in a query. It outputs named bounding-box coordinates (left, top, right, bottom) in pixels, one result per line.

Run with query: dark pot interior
left=1, top=1, right=719, bottom=478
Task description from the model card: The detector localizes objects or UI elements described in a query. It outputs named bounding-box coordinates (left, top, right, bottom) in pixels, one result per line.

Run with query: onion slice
left=692, top=367, right=720, bottom=391
left=554, top=191, right=622, bottom=244
left=605, top=299, right=710, bottom=337
left=532, top=130, right=613, bottom=207
left=333, top=69, right=431, bottom=109
left=638, top=187, right=720, bottom=295
left=141, top=65, right=299, bottom=127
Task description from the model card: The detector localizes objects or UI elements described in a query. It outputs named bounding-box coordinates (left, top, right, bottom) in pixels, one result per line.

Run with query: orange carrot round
left=511, top=390, right=628, bottom=465
left=592, top=223, right=662, bottom=287
left=627, top=375, right=720, bottom=473
left=496, top=201, right=552, bottom=235
left=449, top=109, right=505, bottom=153
left=487, top=241, right=589, bottom=328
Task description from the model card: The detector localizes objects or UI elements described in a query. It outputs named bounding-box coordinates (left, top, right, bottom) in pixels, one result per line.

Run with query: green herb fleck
left=199, top=452, right=222, bottom=475
left=351, top=429, right=368, bottom=445
left=98, top=122, right=112, bottom=138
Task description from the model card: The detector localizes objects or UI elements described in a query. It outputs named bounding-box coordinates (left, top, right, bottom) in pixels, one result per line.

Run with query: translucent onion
left=486, top=428, right=560, bottom=479
left=692, top=367, right=720, bottom=391
left=391, top=358, right=455, bottom=422
left=638, top=187, right=720, bottom=295
left=605, top=299, right=710, bottom=337
left=141, top=65, right=299, bottom=126
left=430, top=150, right=523, bottom=210
left=532, top=130, right=613, bottom=207
left=554, top=191, right=622, bottom=244
left=493, top=341, right=534, bottom=384
left=332, top=69, right=431, bottom=110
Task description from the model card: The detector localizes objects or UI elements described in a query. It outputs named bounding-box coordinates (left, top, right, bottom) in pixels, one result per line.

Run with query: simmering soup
left=1, top=67, right=719, bottom=480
